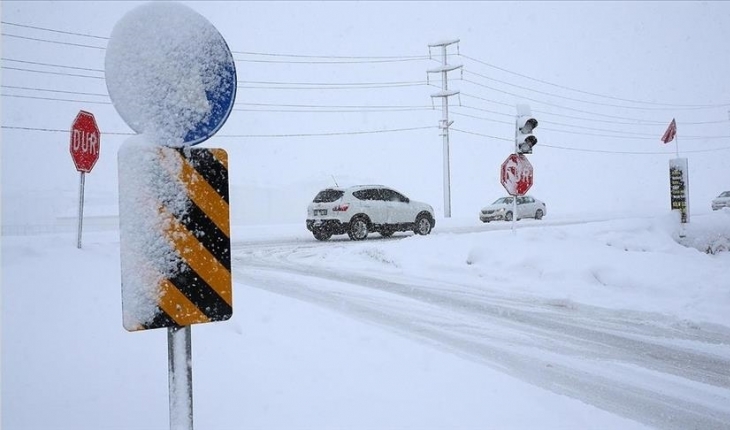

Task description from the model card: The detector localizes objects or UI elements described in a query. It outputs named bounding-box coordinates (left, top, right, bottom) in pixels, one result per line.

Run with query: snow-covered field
left=3, top=210, right=729, bottom=429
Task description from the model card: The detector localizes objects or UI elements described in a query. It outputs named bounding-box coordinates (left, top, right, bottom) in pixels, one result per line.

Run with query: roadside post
left=105, top=3, right=237, bottom=429
left=69, top=110, right=101, bottom=248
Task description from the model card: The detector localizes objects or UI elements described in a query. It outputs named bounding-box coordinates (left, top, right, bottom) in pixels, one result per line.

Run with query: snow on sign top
left=104, top=2, right=236, bottom=147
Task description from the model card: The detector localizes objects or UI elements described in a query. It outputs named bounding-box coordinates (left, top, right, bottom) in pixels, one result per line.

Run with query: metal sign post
left=168, top=326, right=194, bottom=430
left=76, top=172, right=86, bottom=249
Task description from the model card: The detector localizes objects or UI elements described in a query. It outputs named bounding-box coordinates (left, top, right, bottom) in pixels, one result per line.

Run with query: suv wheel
left=348, top=217, right=369, bottom=241
left=313, top=229, right=332, bottom=241
left=414, top=214, right=433, bottom=235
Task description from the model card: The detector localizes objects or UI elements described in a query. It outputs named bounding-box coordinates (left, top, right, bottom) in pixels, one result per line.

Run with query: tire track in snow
left=232, top=242, right=730, bottom=430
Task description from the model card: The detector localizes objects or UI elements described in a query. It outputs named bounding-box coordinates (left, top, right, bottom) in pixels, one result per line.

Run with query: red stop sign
left=501, top=154, right=533, bottom=196
left=70, top=110, right=101, bottom=173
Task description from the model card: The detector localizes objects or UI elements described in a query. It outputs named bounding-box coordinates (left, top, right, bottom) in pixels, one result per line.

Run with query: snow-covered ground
left=3, top=210, right=729, bottom=429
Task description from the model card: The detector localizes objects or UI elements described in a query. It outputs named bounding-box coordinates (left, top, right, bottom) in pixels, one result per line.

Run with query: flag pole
left=675, top=123, right=679, bottom=158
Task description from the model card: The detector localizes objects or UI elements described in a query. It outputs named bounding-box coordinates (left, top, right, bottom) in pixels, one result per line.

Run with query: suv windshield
left=313, top=189, right=344, bottom=203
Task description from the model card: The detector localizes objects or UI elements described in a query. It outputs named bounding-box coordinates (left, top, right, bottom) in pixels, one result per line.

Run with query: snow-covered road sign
left=70, top=110, right=100, bottom=173
left=119, top=146, right=232, bottom=331
left=501, top=154, right=533, bottom=196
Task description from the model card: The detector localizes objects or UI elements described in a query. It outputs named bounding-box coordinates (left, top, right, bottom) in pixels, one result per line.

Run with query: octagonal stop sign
left=70, top=110, right=101, bottom=173
left=501, top=153, right=533, bottom=196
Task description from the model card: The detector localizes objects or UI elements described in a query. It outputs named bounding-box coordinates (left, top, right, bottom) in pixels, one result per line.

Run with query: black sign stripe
left=167, top=263, right=233, bottom=321
left=143, top=307, right=179, bottom=330
left=180, top=148, right=229, bottom=204
left=175, top=200, right=231, bottom=271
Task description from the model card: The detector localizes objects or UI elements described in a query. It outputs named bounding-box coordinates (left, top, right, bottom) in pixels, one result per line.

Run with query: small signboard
left=669, top=158, right=690, bottom=223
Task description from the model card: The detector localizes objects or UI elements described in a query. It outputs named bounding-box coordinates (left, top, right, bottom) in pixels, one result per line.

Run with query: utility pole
left=427, top=39, right=462, bottom=218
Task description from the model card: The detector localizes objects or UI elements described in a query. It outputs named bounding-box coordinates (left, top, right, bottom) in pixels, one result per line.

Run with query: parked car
left=306, top=185, right=436, bottom=241
left=479, top=195, right=546, bottom=222
left=712, top=191, right=730, bottom=210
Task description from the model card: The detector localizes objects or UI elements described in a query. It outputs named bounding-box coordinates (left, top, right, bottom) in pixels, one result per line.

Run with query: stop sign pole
left=70, top=110, right=101, bottom=249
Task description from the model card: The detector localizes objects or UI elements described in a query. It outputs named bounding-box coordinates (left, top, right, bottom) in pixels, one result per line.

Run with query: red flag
left=661, top=118, right=677, bottom=144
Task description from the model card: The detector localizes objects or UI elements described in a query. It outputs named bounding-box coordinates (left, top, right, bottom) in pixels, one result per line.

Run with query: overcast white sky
left=2, top=1, right=730, bottom=226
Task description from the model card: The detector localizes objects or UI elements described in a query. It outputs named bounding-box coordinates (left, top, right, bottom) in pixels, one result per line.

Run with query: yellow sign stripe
left=175, top=153, right=230, bottom=238
left=158, top=279, right=211, bottom=326
left=209, top=148, right=228, bottom=169
left=165, top=214, right=233, bottom=306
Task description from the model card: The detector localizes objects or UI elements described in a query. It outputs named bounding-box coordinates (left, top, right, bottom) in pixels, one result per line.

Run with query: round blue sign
left=105, top=2, right=237, bottom=147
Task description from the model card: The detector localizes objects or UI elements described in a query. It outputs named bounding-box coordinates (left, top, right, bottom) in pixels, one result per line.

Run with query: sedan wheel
left=414, top=215, right=433, bottom=235
left=535, top=209, right=544, bottom=220
left=348, top=218, right=369, bottom=241
left=505, top=211, right=513, bottom=222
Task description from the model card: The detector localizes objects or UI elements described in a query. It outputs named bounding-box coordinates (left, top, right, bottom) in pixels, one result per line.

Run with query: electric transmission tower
left=427, top=39, right=462, bottom=218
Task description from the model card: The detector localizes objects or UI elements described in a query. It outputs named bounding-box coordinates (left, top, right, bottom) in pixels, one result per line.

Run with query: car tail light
left=333, top=203, right=349, bottom=212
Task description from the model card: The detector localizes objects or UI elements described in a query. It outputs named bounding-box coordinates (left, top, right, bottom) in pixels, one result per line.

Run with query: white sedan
left=712, top=191, right=730, bottom=210
left=479, top=195, right=546, bottom=222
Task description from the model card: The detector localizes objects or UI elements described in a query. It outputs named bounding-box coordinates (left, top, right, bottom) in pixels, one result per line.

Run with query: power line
left=239, top=79, right=426, bottom=87
left=2, top=19, right=726, bottom=110
left=232, top=49, right=429, bottom=60
left=238, top=102, right=434, bottom=109
left=233, top=107, right=434, bottom=113
left=4, top=91, right=727, bottom=140
left=453, top=105, right=727, bottom=139
left=461, top=91, right=686, bottom=125
left=2, top=84, right=108, bottom=97
left=1, top=21, right=108, bottom=40
left=460, top=53, right=730, bottom=109
left=2, top=21, right=431, bottom=62
left=233, top=57, right=428, bottom=65
left=1, top=93, right=111, bottom=104
left=2, top=66, right=103, bottom=79
left=3, top=19, right=729, bottom=150
left=1, top=33, right=105, bottom=50
left=1, top=125, right=438, bottom=138
left=450, top=128, right=730, bottom=154
left=2, top=58, right=104, bottom=73
left=463, top=69, right=729, bottom=110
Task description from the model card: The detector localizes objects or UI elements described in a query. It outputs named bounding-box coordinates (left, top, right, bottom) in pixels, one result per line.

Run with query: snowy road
left=231, top=231, right=730, bottom=430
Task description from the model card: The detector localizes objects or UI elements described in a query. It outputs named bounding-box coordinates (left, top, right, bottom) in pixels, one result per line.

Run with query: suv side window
left=379, top=188, right=395, bottom=202
left=313, top=189, right=344, bottom=203
left=353, top=189, right=379, bottom=201
left=390, top=190, right=408, bottom=203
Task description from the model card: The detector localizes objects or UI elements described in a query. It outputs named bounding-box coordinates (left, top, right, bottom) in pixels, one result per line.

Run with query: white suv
left=306, top=185, right=436, bottom=241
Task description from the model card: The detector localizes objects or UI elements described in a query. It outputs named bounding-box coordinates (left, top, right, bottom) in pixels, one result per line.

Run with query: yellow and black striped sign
left=143, top=147, right=232, bottom=330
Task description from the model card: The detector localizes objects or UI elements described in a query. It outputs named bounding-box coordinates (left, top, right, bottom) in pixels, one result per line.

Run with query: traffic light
left=516, top=115, right=538, bottom=154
